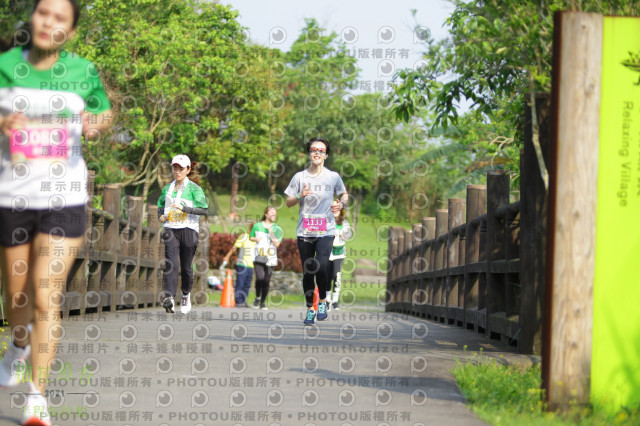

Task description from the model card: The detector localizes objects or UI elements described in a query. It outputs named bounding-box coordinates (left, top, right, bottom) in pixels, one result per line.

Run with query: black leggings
left=297, top=236, right=334, bottom=307
left=254, top=263, right=273, bottom=301
left=162, top=227, right=199, bottom=297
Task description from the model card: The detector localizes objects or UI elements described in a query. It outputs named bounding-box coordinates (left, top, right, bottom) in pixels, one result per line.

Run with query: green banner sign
left=593, top=16, right=640, bottom=413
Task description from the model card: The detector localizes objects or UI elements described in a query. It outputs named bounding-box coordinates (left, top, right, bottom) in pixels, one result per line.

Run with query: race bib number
left=10, top=126, right=69, bottom=162
left=167, top=209, right=187, bottom=223
left=302, top=214, right=327, bottom=234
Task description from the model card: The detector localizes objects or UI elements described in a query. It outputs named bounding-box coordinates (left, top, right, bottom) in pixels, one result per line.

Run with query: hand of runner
left=300, top=184, right=312, bottom=198
left=0, top=113, right=27, bottom=138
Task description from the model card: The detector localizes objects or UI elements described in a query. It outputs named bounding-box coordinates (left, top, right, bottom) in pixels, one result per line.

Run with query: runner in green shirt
left=0, top=1, right=112, bottom=424
left=249, top=206, right=283, bottom=309
left=157, top=155, right=208, bottom=315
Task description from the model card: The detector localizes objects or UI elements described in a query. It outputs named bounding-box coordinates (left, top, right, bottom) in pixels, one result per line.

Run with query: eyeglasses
left=309, top=148, right=326, bottom=154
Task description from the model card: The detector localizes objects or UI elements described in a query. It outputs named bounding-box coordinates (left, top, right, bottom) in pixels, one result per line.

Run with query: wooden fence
left=386, top=171, right=522, bottom=344
left=1, top=172, right=210, bottom=321
left=386, top=95, right=550, bottom=354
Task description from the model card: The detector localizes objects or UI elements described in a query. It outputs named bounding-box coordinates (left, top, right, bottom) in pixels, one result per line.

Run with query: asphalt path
left=0, top=305, right=534, bottom=426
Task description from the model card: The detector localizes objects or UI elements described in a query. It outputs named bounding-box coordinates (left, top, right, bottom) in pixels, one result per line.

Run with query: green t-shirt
left=0, top=47, right=111, bottom=208
left=250, top=221, right=284, bottom=267
left=158, top=179, right=208, bottom=232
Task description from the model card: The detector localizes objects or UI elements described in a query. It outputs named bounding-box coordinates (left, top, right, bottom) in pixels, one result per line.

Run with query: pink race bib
left=10, top=127, right=69, bottom=160
left=302, top=214, right=327, bottom=234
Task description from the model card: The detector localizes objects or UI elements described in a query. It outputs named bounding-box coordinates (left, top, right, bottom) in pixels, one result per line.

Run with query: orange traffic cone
left=313, top=286, right=319, bottom=312
left=220, top=269, right=235, bottom=308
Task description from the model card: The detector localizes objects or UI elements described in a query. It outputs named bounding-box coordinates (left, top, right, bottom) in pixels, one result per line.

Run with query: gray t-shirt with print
left=285, top=168, right=346, bottom=238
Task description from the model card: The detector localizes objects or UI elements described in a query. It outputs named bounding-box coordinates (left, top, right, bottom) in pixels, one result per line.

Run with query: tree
left=392, top=0, right=640, bottom=131
left=68, top=0, right=280, bottom=206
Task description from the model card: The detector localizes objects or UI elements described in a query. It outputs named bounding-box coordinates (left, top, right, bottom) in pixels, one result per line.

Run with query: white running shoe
left=0, top=341, right=30, bottom=388
left=22, top=382, right=51, bottom=426
left=180, top=293, right=192, bottom=314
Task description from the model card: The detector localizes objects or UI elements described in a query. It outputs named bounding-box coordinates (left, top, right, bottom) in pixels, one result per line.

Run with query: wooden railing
left=0, top=172, right=210, bottom=321
left=385, top=95, right=549, bottom=354
left=386, top=171, right=524, bottom=346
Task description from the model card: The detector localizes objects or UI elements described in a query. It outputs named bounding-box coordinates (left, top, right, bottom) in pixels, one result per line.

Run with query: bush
left=209, top=233, right=302, bottom=273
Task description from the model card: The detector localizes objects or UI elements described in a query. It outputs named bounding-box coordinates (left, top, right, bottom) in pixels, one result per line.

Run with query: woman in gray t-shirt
left=285, top=137, right=349, bottom=325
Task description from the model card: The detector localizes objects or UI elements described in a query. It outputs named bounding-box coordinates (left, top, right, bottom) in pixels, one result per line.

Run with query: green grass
left=452, top=353, right=640, bottom=425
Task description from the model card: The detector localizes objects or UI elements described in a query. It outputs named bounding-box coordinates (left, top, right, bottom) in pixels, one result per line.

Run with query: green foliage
left=453, top=354, right=640, bottom=425
left=392, top=0, right=640, bottom=132
left=0, top=1, right=494, bottom=221
left=387, top=2, right=624, bottom=202
left=389, top=0, right=640, bottom=199
left=66, top=0, right=281, bottom=190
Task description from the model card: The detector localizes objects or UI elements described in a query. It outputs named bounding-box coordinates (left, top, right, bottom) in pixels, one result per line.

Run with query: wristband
left=296, top=193, right=301, bottom=200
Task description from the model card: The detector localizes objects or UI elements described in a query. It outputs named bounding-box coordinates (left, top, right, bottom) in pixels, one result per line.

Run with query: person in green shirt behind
left=328, top=200, right=352, bottom=311
left=249, top=206, right=283, bottom=310
left=157, top=155, right=208, bottom=315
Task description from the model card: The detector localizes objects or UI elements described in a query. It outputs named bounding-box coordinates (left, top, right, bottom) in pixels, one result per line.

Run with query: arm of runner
left=331, top=192, right=349, bottom=213
left=286, top=184, right=312, bottom=207
left=180, top=206, right=208, bottom=215
left=342, top=219, right=353, bottom=240
left=158, top=186, right=168, bottom=223
left=270, top=225, right=283, bottom=248
left=82, top=109, right=113, bottom=140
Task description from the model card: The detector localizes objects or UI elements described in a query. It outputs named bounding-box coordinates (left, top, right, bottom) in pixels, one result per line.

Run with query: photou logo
left=269, top=27, right=286, bottom=45
left=13, top=63, right=30, bottom=80
left=51, top=62, right=67, bottom=79
left=341, top=26, right=358, bottom=44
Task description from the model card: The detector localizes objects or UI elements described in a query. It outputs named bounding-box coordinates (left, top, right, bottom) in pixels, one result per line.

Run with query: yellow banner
left=593, top=16, right=640, bottom=413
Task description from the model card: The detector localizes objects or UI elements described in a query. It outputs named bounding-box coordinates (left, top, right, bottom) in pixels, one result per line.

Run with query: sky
left=222, top=0, right=455, bottom=94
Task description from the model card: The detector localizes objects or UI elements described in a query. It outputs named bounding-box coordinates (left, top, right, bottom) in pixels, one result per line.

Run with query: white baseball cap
left=171, top=154, right=191, bottom=168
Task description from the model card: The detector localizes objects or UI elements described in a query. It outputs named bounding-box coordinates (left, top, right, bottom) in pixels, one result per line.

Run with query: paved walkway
left=0, top=306, right=535, bottom=426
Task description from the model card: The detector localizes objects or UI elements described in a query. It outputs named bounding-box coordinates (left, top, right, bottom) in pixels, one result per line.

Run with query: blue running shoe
left=303, top=310, right=316, bottom=325
left=317, top=302, right=328, bottom=321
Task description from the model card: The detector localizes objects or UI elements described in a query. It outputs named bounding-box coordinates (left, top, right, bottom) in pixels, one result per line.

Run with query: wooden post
left=486, top=170, right=510, bottom=337
left=64, top=170, right=95, bottom=316
left=412, top=222, right=427, bottom=315
left=396, top=229, right=405, bottom=282
left=386, top=227, right=399, bottom=311
left=423, top=217, right=436, bottom=310
left=146, top=205, right=161, bottom=307
left=409, top=223, right=424, bottom=315
left=157, top=216, right=166, bottom=305
left=519, top=95, right=551, bottom=355
left=446, top=198, right=465, bottom=325
left=465, top=185, right=486, bottom=330
left=477, top=215, right=488, bottom=331
left=402, top=228, right=412, bottom=313
left=391, top=226, right=404, bottom=310
left=125, top=196, right=143, bottom=307
left=434, top=209, right=448, bottom=320
left=543, top=11, right=602, bottom=409
left=102, top=185, right=121, bottom=312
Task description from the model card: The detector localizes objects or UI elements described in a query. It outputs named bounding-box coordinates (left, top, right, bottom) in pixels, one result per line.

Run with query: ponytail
left=187, top=161, right=201, bottom=185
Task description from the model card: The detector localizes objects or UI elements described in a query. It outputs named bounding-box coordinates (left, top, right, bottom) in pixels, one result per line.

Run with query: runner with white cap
left=157, top=154, right=208, bottom=314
